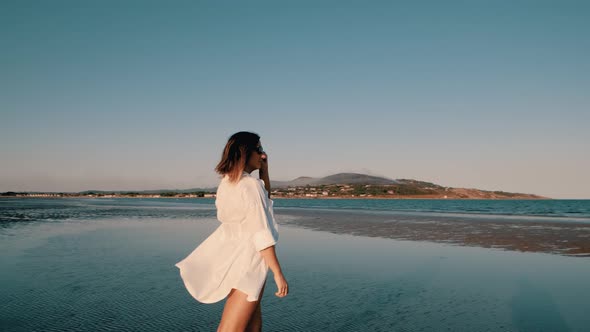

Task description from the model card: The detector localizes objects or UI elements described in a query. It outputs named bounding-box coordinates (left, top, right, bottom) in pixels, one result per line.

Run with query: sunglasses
left=254, top=146, right=265, bottom=154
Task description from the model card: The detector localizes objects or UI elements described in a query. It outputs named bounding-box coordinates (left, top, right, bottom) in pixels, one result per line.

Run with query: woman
left=175, top=131, right=288, bottom=332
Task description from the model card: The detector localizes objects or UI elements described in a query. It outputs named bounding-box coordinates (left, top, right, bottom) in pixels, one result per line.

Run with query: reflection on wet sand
left=276, top=208, right=590, bottom=257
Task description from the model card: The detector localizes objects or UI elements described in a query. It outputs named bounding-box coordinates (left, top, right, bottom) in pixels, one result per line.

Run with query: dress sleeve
left=241, top=178, right=279, bottom=251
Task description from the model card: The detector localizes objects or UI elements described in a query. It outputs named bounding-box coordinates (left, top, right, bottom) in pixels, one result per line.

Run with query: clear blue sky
left=1, top=0, right=589, bottom=198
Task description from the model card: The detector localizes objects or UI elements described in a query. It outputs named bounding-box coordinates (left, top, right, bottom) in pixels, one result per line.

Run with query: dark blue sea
left=1, top=198, right=590, bottom=331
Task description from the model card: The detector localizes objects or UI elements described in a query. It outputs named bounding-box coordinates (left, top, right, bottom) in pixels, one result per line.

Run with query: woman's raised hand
left=260, top=152, right=269, bottom=174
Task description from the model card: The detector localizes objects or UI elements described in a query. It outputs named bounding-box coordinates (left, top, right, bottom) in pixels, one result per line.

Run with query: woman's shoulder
left=239, top=175, right=263, bottom=191
left=237, top=175, right=266, bottom=201
left=218, top=173, right=258, bottom=190
left=218, top=172, right=265, bottom=198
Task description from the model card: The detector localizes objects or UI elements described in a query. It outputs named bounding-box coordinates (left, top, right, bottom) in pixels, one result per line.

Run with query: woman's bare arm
left=260, top=246, right=288, bottom=297
left=259, top=170, right=271, bottom=199
left=258, top=152, right=286, bottom=296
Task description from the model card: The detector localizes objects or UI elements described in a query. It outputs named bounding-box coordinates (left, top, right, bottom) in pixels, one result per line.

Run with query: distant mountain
left=270, top=173, right=547, bottom=199
left=272, top=173, right=398, bottom=187
left=66, top=172, right=547, bottom=199
left=285, top=176, right=316, bottom=187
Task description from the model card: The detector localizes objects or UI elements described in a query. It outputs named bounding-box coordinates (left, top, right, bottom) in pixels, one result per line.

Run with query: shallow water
left=272, top=198, right=590, bottom=220
left=1, top=199, right=590, bottom=331
left=3, top=198, right=589, bottom=226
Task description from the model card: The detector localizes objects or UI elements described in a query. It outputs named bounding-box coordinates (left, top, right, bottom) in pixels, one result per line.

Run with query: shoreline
left=1, top=196, right=554, bottom=200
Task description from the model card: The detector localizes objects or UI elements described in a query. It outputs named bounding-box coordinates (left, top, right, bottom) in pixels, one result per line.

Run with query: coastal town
left=0, top=182, right=544, bottom=200
left=1, top=184, right=392, bottom=199
left=0, top=191, right=216, bottom=199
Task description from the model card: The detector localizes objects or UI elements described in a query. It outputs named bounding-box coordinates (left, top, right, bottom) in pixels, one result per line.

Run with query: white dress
left=175, top=171, right=279, bottom=303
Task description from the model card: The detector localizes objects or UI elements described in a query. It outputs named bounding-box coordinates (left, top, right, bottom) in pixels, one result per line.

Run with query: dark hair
left=215, top=131, right=260, bottom=183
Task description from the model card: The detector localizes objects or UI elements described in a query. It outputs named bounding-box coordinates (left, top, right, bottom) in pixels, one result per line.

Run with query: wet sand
left=275, top=208, right=590, bottom=257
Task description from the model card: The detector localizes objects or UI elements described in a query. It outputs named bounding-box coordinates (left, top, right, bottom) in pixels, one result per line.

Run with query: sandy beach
left=275, top=208, right=590, bottom=257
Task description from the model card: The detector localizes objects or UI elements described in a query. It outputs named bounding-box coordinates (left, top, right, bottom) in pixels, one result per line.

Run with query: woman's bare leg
left=245, top=281, right=266, bottom=332
left=217, top=289, right=258, bottom=332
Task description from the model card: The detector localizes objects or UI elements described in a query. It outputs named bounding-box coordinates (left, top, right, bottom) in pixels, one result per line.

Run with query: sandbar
left=275, top=208, right=590, bottom=257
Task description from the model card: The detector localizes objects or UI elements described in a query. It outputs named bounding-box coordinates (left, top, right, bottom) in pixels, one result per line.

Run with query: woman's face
left=245, top=141, right=264, bottom=171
